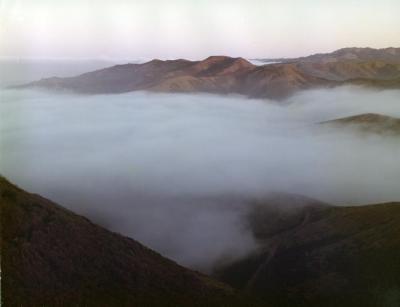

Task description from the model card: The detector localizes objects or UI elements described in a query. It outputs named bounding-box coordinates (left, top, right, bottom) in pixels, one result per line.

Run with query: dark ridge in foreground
left=16, top=48, right=400, bottom=99
left=0, top=177, right=234, bottom=307
left=321, top=113, right=400, bottom=134
left=2, top=176, right=400, bottom=307
left=215, top=199, right=400, bottom=307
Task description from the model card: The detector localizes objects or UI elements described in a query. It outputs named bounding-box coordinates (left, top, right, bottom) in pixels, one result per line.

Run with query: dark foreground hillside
left=0, top=177, right=235, bottom=307
left=216, top=198, right=400, bottom=307
left=2, top=176, right=400, bottom=307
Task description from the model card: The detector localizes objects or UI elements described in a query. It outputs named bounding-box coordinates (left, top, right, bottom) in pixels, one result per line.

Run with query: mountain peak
left=202, top=56, right=252, bottom=66
left=190, top=56, right=254, bottom=77
left=18, top=47, right=400, bottom=99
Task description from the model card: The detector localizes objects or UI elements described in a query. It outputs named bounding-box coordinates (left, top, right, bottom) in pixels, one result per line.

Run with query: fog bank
left=1, top=86, right=399, bottom=270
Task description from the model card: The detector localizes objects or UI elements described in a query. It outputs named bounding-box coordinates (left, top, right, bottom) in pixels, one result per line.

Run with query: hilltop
left=321, top=113, right=400, bottom=134
left=18, top=48, right=400, bottom=99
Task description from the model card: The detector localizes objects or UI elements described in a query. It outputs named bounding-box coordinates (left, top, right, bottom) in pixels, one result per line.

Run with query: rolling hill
left=215, top=198, right=400, bottom=307
left=258, top=47, right=400, bottom=64
left=0, top=176, right=233, bottom=307
left=2, top=177, right=400, bottom=306
left=17, top=48, right=400, bottom=99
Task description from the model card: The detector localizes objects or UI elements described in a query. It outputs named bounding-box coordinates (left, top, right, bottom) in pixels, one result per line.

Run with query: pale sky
left=1, top=0, right=399, bottom=60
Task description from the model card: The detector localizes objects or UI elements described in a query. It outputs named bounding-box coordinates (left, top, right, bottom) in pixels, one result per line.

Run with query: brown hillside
left=20, top=50, right=400, bottom=99
left=0, top=177, right=233, bottom=307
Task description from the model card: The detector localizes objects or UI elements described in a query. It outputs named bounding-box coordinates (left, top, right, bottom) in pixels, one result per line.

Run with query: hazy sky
left=1, top=0, right=400, bottom=60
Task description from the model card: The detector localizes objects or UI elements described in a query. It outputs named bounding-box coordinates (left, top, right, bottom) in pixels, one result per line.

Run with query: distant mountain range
left=2, top=177, right=400, bottom=306
left=17, top=47, right=400, bottom=99
left=257, top=47, right=400, bottom=64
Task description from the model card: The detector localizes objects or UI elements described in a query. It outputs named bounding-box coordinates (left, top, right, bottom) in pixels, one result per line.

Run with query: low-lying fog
left=1, top=86, right=400, bottom=271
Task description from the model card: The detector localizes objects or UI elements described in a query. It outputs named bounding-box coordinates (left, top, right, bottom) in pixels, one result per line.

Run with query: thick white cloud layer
left=1, top=86, right=400, bottom=270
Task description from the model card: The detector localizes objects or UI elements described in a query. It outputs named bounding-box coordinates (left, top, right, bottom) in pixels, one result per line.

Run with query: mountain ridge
left=17, top=48, right=400, bottom=99
left=258, top=47, right=400, bottom=64
left=215, top=200, right=400, bottom=307
left=0, top=176, right=234, bottom=307
left=2, top=177, right=400, bottom=306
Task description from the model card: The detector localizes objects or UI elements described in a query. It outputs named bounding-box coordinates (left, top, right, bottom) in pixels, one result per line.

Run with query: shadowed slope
left=215, top=199, right=400, bottom=307
left=0, top=177, right=233, bottom=307
left=2, top=176, right=400, bottom=306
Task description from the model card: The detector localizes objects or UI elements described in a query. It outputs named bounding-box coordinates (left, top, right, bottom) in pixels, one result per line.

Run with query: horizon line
left=1, top=46, right=399, bottom=63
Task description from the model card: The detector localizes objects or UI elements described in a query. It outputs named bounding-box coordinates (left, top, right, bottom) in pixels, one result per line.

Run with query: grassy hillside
left=2, top=176, right=400, bottom=307
left=0, top=176, right=234, bottom=307
left=19, top=49, right=400, bottom=99
left=215, top=200, right=400, bottom=307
